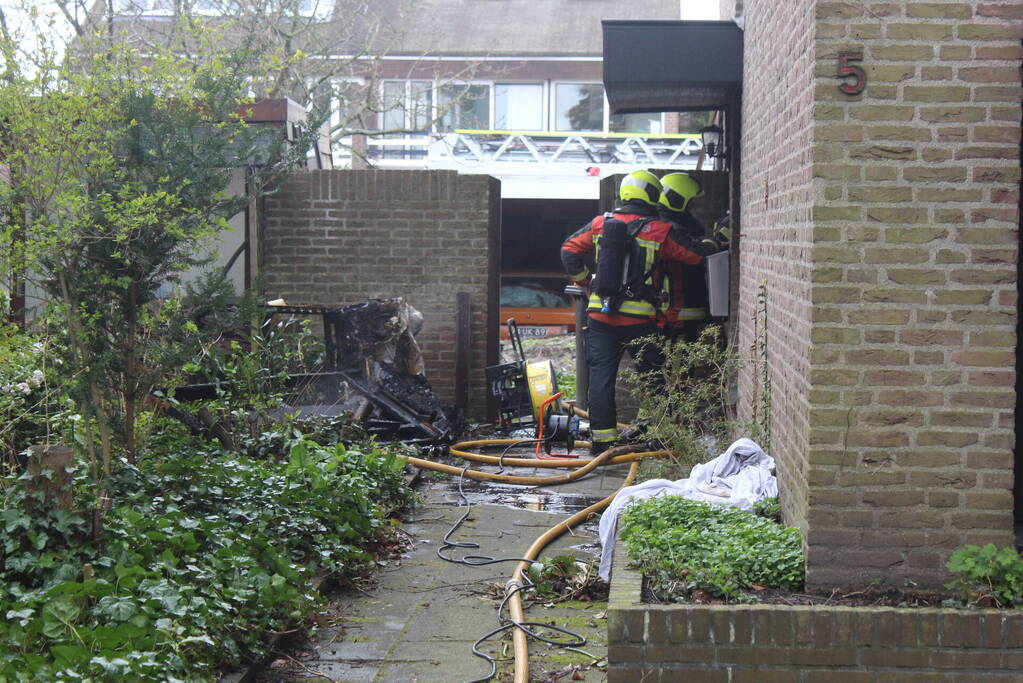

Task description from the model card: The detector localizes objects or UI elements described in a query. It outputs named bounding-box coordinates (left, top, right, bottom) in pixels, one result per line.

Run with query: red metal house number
left=838, top=51, right=866, bottom=95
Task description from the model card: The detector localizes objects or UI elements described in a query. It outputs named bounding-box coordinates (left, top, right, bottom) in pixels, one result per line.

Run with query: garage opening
left=497, top=198, right=595, bottom=338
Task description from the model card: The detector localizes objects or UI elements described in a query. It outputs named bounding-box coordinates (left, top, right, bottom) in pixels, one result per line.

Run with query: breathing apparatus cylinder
left=591, top=216, right=629, bottom=313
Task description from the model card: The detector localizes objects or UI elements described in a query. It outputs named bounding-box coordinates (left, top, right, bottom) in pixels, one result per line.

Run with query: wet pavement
left=261, top=453, right=633, bottom=683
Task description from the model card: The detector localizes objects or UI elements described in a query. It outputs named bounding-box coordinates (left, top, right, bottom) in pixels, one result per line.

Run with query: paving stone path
left=262, top=461, right=633, bottom=682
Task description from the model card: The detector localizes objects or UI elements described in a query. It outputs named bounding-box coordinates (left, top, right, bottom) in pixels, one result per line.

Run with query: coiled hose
left=398, top=434, right=669, bottom=683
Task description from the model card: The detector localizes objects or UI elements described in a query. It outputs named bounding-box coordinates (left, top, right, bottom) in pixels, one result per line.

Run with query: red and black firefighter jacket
left=560, top=200, right=719, bottom=327
left=658, top=209, right=712, bottom=326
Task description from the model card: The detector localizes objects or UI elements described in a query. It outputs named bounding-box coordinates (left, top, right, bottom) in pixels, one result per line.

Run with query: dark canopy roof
left=603, top=20, right=743, bottom=113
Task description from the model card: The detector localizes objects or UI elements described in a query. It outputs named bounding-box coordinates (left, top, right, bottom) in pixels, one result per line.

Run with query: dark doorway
left=501, top=199, right=597, bottom=273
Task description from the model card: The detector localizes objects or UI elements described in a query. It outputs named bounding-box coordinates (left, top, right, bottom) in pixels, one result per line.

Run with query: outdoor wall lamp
left=700, top=124, right=725, bottom=158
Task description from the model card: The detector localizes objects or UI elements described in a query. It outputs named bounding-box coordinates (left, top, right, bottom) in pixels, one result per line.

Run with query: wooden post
left=567, top=285, right=589, bottom=410
left=26, top=444, right=74, bottom=511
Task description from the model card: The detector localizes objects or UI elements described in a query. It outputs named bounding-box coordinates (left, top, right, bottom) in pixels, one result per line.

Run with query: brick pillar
left=736, top=0, right=817, bottom=561
left=739, top=0, right=1021, bottom=588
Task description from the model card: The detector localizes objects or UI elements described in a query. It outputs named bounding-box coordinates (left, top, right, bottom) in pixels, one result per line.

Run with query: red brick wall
left=609, top=550, right=1023, bottom=682
left=261, top=170, right=500, bottom=420
left=610, top=602, right=1023, bottom=682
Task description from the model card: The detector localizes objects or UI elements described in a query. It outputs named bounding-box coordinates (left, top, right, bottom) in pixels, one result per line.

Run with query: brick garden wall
left=608, top=551, right=1023, bottom=683
left=735, top=0, right=818, bottom=551
left=261, top=170, right=500, bottom=420
left=612, top=605, right=1023, bottom=682
left=737, top=0, right=1022, bottom=588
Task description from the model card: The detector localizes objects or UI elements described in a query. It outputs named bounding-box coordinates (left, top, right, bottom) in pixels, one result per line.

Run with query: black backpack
left=591, top=213, right=658, bottom=313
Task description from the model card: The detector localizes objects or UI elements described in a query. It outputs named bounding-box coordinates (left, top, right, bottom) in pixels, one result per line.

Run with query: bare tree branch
left=54, top=1, right=87, bottom=38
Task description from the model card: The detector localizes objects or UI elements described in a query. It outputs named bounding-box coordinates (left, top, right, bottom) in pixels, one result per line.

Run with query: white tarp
left=598, top=438, right=778, bottom=580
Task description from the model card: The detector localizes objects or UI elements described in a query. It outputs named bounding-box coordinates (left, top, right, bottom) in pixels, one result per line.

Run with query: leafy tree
left=0, top=18, right=320, bottom=480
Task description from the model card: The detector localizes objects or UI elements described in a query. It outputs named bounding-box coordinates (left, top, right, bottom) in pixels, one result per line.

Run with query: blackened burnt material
left=331, top=298, right=426, bottom=376
left=166, top=298, right=452, bottom=445
left=326, top=298, right=451, bottom=443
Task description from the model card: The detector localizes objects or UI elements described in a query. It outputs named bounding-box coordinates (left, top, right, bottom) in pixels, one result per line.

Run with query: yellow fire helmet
left=618, top=170, right=662, bottom=206
left=659, top=172, right=703, bottom=212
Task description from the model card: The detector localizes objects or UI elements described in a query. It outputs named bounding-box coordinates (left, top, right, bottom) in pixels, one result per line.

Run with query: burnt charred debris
left=165, top=298, right=455, bottom=446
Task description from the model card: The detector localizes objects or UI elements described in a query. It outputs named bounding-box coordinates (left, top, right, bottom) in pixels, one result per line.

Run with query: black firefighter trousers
left=584, top=317, right=663, bottom=448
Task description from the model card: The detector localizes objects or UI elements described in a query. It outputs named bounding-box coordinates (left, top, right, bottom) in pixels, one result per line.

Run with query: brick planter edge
left=606, top=543, right=1023, bottom=682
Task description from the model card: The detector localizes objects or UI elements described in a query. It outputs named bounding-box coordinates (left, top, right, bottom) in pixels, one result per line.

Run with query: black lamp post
left=700, top=124, right=724, bottom=158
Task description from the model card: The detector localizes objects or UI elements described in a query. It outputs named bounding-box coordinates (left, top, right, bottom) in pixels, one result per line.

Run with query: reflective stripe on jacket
left=561, top=201, right=714, bottom=326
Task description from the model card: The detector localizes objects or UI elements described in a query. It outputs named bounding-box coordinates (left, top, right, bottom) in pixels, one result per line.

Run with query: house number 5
left=838, top=51, right=866, bottom=95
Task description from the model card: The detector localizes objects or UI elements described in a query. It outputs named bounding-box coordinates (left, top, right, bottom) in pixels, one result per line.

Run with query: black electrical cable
left=436, top=460, right=537, bottom=567
left=496, top=438, right=541, bottom=473
left=466, top=577, right=587, bottom=683
left=430, top=439, right=592, bottom=683
left=438, top=437, right=558, bottom=565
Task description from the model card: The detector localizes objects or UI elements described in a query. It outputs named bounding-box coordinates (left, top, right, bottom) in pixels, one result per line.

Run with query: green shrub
left=0, top=435, right=410, bottom=680
left=554, top=370, right=576, bottom=401
left=232, top=411, right=370, bottom=461
left=752, top=496, right=782, bottom=523
left=0, top=326, right=70, bottom=470
left=619, top=496, right=804, bottom=602
left=185, top=316, right=327, bottom=447
left=946, top=544, right=1023, bottom=608
left=622, top=326, right=741, bottom=473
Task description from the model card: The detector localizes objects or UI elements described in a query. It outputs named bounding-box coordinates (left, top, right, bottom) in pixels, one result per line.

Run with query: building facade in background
left=316, top=0, right=706, bottom=199
left=112, top=0, right=709, bottom=199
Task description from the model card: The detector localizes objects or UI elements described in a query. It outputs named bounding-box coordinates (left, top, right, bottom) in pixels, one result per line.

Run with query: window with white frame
left=438, top=84, right=491, bottom=132
left=494, top=83, right=543, bottom=131
left=611, top=112, right=663, bottom=135
left=553, top=82, right=663, bottom=135
left=380, top=80, right=434, bottom=133
left=310, top=78, right=367, bottom=134
left=554, top=83, right=603, bottom=133
left=372, top=79, right=665, bottom=136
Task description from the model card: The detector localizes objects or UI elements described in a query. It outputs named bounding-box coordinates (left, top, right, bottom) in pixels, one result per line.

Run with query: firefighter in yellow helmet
left=655, top=172, right=725, bottom=341
left=561, top=170, right=719, bottom=454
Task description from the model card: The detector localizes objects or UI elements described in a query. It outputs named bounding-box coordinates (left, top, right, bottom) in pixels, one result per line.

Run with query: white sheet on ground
left=598, top=438, right=777, bottom=580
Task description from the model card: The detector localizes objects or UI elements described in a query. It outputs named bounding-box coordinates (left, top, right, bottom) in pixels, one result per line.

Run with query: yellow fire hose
left=399, top=438, right=669, bottom=682
left=507, top=456, right=643, bottom=683
left=449, top=439, right=654, bottom=468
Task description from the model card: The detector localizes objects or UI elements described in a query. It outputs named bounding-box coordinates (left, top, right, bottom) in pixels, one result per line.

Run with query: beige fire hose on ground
left=399, top=437, right=668, bottom=683
left=506, top=455, right=644, bottom=683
